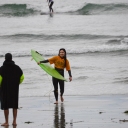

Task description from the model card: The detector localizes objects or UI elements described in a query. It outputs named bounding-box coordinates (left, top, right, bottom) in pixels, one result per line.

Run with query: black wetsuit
left=49, top=0, right=54, bottom=12
left=40, top=60, right=72, bottom=101
left=53, top=67, right=64, bottom=101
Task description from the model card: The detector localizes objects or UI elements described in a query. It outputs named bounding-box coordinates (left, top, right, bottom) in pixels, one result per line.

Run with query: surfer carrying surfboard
left=38, top=48, right=72, bottom=104
left=47, top=0, right=54, bottom=13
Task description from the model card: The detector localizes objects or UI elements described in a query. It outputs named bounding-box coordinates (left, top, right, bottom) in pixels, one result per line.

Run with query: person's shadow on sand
left=54, top=104, right=65, bottom=128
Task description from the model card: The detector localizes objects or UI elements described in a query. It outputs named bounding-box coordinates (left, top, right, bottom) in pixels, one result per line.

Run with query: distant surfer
left=38, top=48, right=72, bottom=104
left=47, top=0, right=54, bottom=13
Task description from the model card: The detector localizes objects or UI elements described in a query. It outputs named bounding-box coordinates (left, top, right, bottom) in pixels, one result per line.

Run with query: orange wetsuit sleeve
left=48, top=56, right=57, bottom=64
left=66, top=59, right=71, bottom=71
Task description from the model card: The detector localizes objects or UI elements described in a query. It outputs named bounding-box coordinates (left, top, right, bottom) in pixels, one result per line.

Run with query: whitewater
left=0, top=0, right=128, bottom=97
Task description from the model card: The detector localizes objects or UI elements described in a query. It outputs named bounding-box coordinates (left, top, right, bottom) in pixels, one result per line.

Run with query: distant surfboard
left=31, top=49, right=67, bottom=81
left=40, top=11, right=54, bottom=17
left=40, top=12, right=49, bottom=15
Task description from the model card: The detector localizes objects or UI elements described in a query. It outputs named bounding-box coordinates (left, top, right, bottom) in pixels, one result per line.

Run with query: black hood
left=3, top=60, right=15, bottom=66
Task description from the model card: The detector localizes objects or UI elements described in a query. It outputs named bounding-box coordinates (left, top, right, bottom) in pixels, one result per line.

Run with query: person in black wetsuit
left=38, top=48, right=72, bottom=104
left=47, top=0, right=54, bottom=13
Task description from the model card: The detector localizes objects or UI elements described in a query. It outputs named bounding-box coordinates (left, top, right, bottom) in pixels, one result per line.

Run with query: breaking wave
left=0, top=34, right=128, bottom=57
left=1, top=33, right=128, bottom=40
left=73, top=3, right=128, bottom=15
left=0, top=4, right=39, bottom=17
left=1, top=3, right=128, bottom=17
left=0, top=40, right=128, bottom=57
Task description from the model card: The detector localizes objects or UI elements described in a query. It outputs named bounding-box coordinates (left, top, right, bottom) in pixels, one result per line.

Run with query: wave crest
left=1, top=3, right=128, bottom=17
left=1, top=34, right=128, bottom=40
left=0, top=42, right=128, bottom=57
left=0, top=4, right=39, bottom=17
left=75, top=3, right=128, bottom=15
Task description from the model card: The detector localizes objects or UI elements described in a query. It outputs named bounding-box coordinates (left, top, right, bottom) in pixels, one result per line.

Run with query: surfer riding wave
left=47, top=0, right=54, bottom=13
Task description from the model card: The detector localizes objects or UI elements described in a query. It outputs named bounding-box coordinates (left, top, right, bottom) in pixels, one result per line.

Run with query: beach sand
left=0, top=95, right=128, bottom=128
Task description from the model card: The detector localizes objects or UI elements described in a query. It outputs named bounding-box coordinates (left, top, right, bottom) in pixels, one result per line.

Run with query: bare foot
left=60, top=96, right=64, bottom=102
left=12, top=123, right=17, bottom=126
left=54, top=101, right=58, bottom=104
left=12, top=120, right=17, bottom=126
left=1, top=123, right=9, bottom=126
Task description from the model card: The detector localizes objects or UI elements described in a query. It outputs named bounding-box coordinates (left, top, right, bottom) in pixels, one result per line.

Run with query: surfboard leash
left=43, top=74, right=54, bottom=103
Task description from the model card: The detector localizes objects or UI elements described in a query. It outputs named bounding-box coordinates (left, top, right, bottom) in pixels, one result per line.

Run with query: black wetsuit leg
left=59, top=79, right=64, bottom=97
left=52, top=68, right=64, bottom=101
left=49, top=1, right=54, bottom=12
left=52, top=77, right=59, bottom=101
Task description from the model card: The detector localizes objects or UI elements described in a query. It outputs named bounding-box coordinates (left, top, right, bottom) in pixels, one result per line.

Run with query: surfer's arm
left=38, top=60, right=49, bottom=64
left=68, top=70, right=72, bottom=77
left=47, top=0, right=49, bottom=5
left=68, top=70, right=72, bottom=81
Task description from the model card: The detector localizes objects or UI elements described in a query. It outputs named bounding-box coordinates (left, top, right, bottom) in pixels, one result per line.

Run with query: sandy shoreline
left=0, top=95, right=128, bottom=128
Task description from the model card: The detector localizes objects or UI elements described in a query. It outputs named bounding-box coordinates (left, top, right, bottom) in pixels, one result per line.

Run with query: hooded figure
left=0, top=53, right=24, bottom=126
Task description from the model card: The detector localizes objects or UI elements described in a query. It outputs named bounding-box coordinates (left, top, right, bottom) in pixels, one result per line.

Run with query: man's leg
left=1, top=109, right=9, bottom=126
left=12, top=109, right=17, bottom=126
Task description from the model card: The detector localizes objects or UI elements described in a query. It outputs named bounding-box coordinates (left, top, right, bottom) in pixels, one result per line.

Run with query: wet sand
left=0, top=95, right=128, bottom=128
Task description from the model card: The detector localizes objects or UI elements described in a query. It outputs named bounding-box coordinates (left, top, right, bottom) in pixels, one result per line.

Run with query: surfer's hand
left=69, top=77, right=72, bottom=82
left=37, top=62, right=40, bottom=65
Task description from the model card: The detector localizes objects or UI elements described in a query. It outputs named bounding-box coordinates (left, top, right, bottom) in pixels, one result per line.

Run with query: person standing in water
left=47, top=0, right=54, bottom=13
left=38, top=48, right=72, bottom=104
left=0, top=53, right=24, bottom=126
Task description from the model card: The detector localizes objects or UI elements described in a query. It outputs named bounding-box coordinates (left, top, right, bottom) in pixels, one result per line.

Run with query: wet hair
left=58, top=48, right=67, bottom=67
left=5, top=53, right=12, bottom=61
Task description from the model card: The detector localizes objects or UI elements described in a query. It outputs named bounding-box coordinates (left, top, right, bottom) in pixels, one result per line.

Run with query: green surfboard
left=31, top=49, right=67, bottom=81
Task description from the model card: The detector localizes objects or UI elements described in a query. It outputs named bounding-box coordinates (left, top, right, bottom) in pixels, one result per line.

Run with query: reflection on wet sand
left=54, top=104, right=65, bottom=128
left=13, top=125, right=17, bottom=128
left=0, top=125, right=17, bottom=128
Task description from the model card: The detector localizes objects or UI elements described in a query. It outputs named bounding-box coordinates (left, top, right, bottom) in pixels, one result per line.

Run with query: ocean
left=0, top=0, right=128, bottom=97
